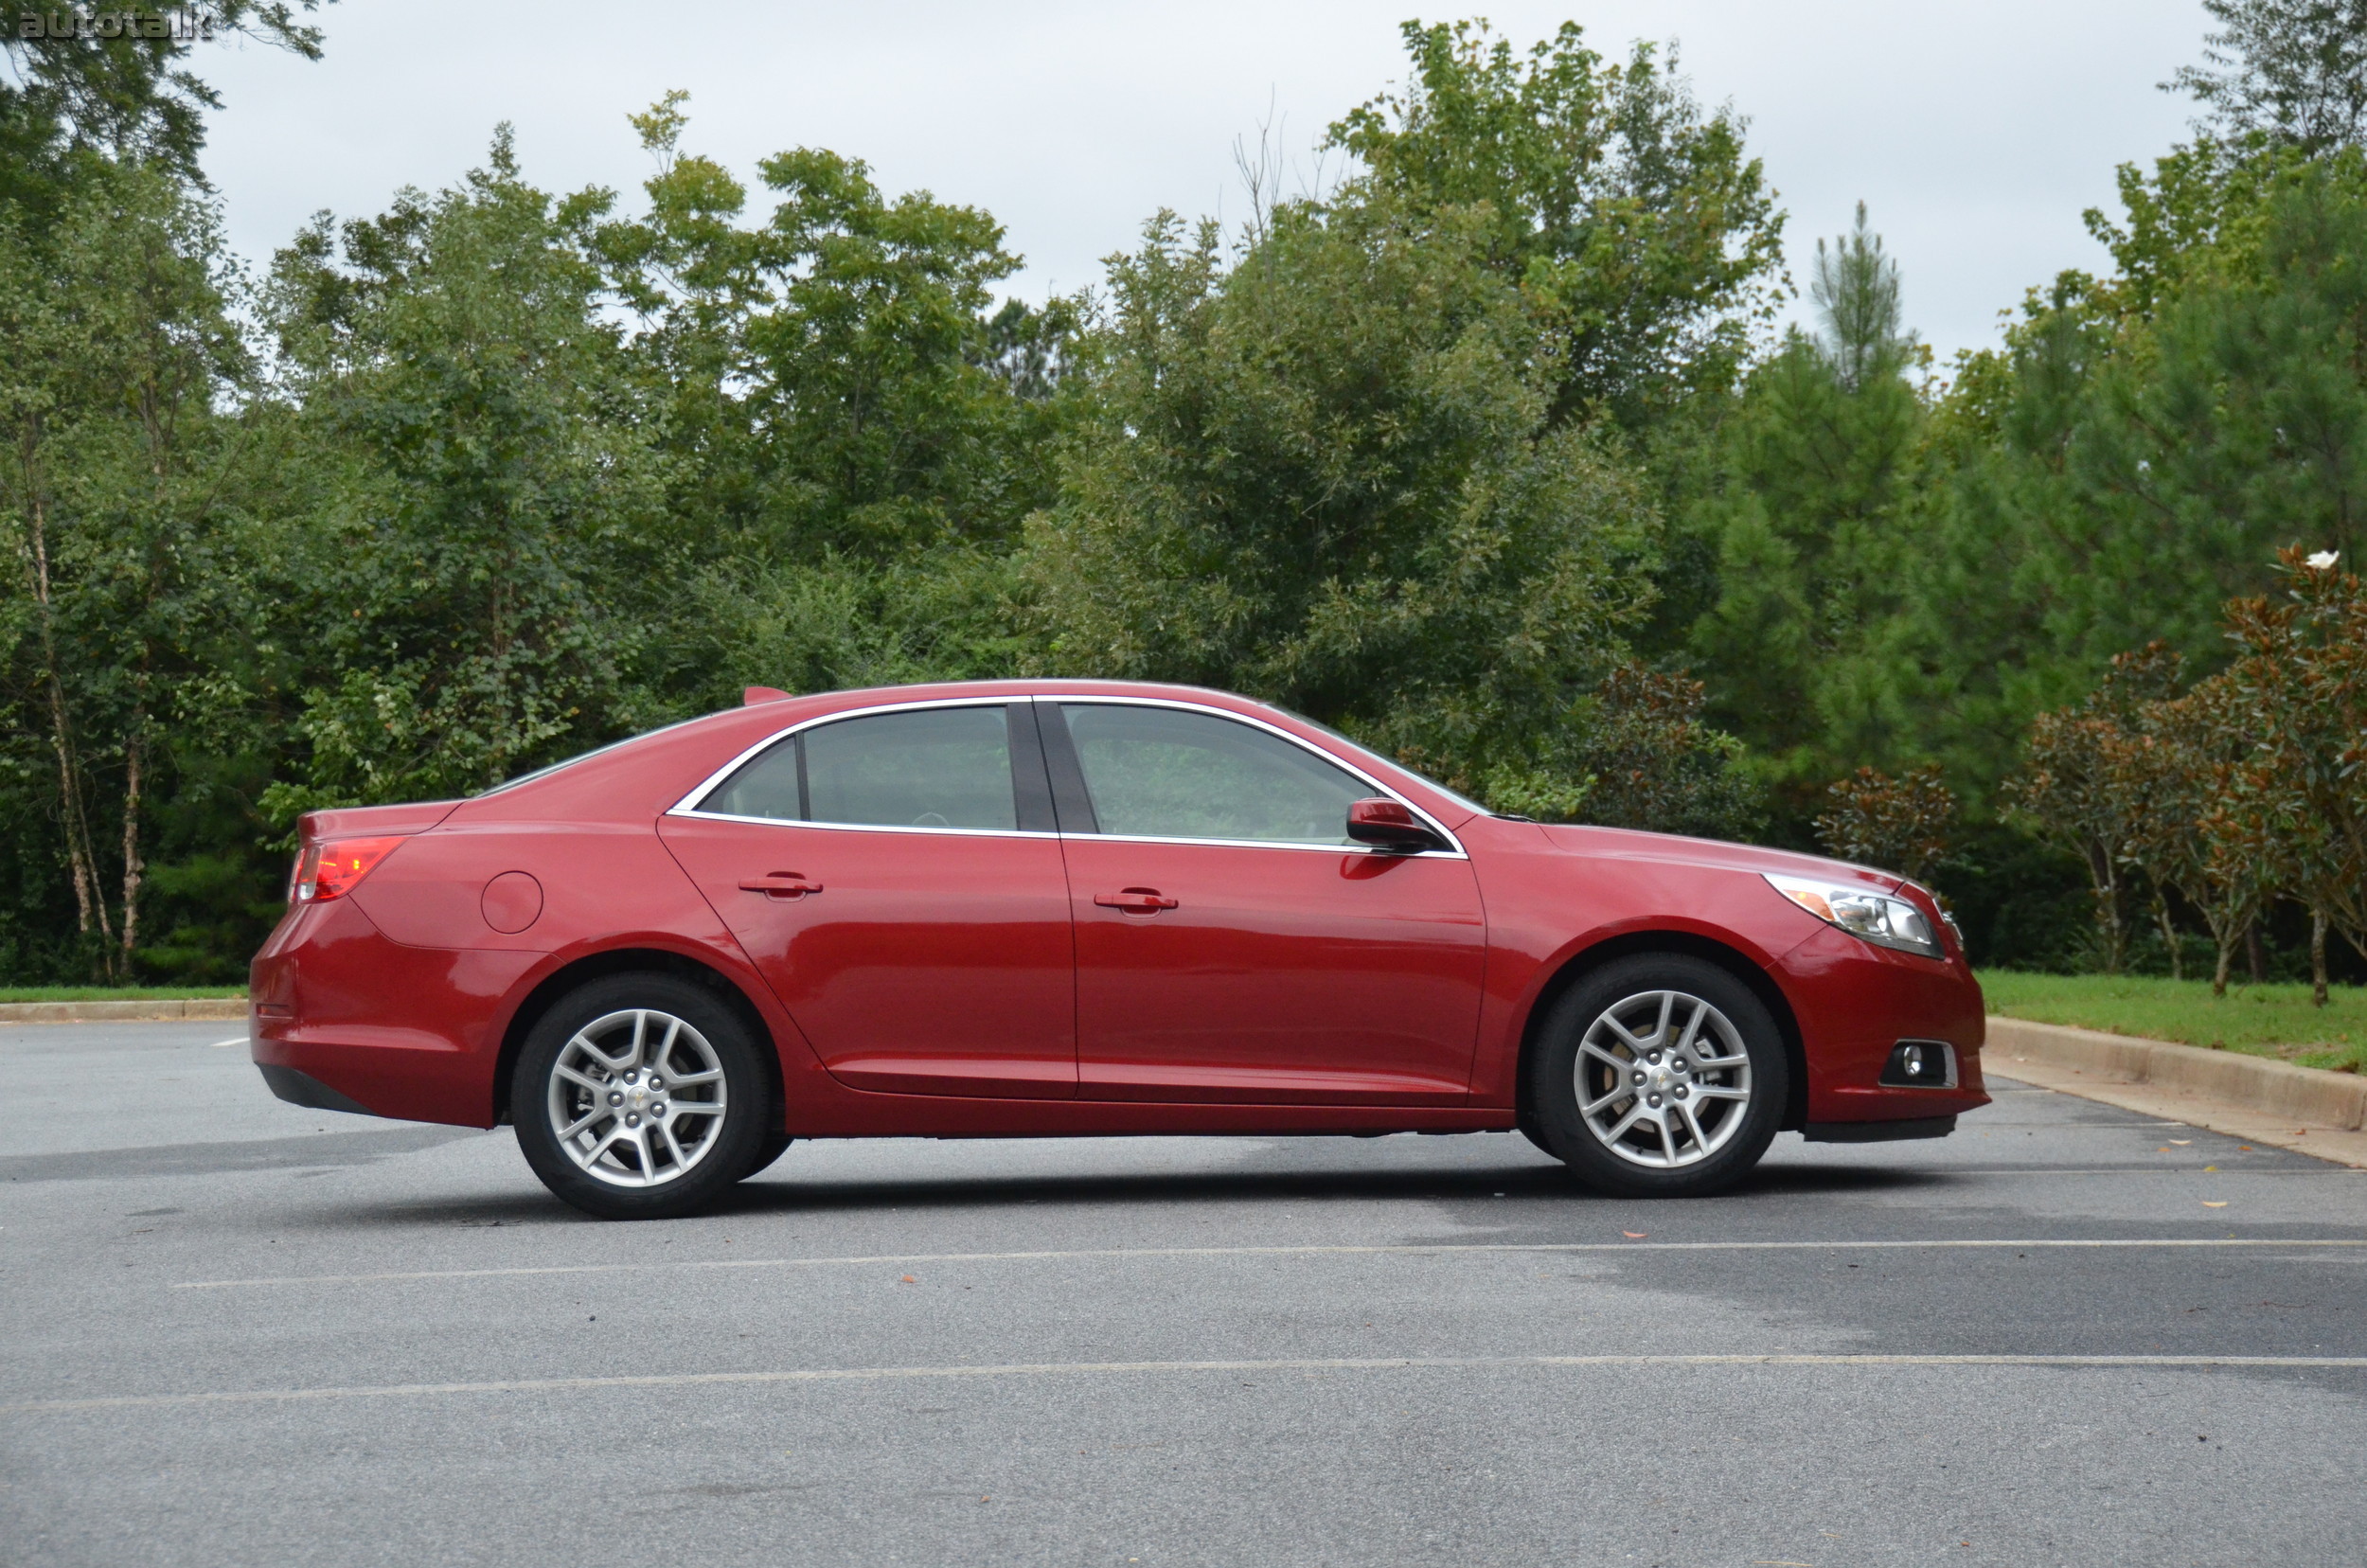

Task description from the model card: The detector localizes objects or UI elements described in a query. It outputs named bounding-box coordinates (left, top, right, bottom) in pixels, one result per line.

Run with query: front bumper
left=1802, top=1114, right=1958, bottom=1143
left=1775, top=924, right=1989, bottom=1128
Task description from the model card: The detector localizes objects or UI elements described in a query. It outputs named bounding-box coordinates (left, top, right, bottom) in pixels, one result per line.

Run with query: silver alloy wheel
left=544, top=1008, right=728, bottom=1188
left=1573, top=989, right=1753, bottom=1169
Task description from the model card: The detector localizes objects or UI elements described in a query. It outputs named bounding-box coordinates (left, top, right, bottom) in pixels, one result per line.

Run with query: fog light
left=1880, top=1040, right=1957, bottom=1088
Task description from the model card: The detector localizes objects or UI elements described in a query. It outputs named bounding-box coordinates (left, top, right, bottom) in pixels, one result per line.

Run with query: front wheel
left=746, top=1131, right=793, bottom=1179
left=512, top=974, right=774, bottom=1220
left=1522, top=953, right=1788, bottom=1199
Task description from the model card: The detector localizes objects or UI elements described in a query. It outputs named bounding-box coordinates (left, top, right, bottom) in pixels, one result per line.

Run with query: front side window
left=1059, top=704, right=1371, bottom=846
left=700, top=705, right=1018, bottom=830
left=1269, top=704, right=1492, bottom=819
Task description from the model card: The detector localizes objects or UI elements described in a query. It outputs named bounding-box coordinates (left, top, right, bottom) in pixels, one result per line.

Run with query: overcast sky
left=197, top=0, right=2211, bottom=365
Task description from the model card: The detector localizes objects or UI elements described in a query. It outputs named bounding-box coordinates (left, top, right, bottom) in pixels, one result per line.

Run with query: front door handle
left=1094, top=887, right=1178, bottom=915
left=739, top=872, right=824, bottom=900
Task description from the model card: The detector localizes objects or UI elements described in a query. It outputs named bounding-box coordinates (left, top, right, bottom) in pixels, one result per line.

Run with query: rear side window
left=700, top=705, right=1019, bottom=831
left=1059, top=703, right=1369, bottom=845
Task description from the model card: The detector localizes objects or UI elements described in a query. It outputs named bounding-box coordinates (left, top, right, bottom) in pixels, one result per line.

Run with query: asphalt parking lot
left=4, top=1022, right=2364, bottom=1567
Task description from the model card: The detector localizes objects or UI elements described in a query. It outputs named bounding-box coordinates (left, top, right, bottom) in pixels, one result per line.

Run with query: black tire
left=512, top=973, right=774, bottom=1220
left=1522, top=953, right=1787, bottom=1199
left=745, top=1131, right=793, bottom=1179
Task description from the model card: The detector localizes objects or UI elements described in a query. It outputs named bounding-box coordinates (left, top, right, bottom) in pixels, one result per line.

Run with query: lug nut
left=652, top=1103, right=667, bottom=1116
left=1674, top=1085, right=1688, bottom=1098
left=1630, top=1070, right=1646, bottom=1085
left=1648, top=1093, right=1663, bottom=1107
left=649, top=1078, right=664, bottom=1092
left=608, top=1091, right=622, bottom=1106
left=626, top=1113, right=640, bottom=1127
left=1646, top=1051, right=1661, bottom=1064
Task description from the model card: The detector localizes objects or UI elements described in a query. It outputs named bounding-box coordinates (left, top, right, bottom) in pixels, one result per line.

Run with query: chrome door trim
left=1032, top=694, right=1468, bottom=859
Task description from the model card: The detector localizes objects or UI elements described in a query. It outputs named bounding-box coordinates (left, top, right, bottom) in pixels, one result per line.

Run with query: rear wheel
left=1522, top=953, right=1787, bottom=1199
left=512, top=973, right=773, bottom=1220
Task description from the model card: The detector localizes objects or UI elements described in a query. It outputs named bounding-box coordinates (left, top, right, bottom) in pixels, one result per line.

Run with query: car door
left=659, top=700, right=1077, bottom=1098
left=1046, top=700, right=1486, bottom=1106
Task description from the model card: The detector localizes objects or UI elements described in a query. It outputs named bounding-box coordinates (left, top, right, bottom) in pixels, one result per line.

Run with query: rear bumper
left=257, top=1062, right=380, bottom=1117
left=248, top=898, right=533, bottom=1128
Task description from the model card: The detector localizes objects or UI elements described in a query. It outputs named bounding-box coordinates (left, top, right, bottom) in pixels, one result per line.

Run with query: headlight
left=1765, top=874, right=1943, bottom=959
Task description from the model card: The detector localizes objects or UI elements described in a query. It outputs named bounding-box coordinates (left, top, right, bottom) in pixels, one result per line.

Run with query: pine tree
left=2168, top=0, right=2367, bottom=152
left=1681, top=204, right=1924, bottom=812
left=1810, top=202, right=1913, bottom=391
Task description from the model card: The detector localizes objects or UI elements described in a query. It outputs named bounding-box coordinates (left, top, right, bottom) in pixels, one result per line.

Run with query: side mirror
left=1346, top=797, right=1441, bottom=852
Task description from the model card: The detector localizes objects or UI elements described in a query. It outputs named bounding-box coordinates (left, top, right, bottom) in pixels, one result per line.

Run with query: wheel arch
left=1514, top=930, right=1809, bottom=1133
left=493, top=948, right=783, bottom=1128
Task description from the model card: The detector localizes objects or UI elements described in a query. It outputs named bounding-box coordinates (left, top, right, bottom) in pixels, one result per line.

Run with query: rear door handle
left=739, top=873, right=824, bottom=899
left=1094, top=887, right=1178, bottom=915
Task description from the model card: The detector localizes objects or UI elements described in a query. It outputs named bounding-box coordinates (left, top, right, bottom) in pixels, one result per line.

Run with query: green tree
left=0, top=3, right=328, bottom=221
left=2169, top=0, right=2367, bottom=152
left=263, top=131, right=675, bottom=810
left=587, top=95, right=1077, bottom=702
left=2216, top=548, right=2367, bottom=1003
left=2003, top=648, right=2182, bottom=973
left=1680, top=203, right=1925, bottom=806
left=1568, top=665, right=1762, bottom=837
left=1815, top=765, right=1956, bottom=887
left=2083, top=134, right=2305, bottom=320
left=2139, top=670, right=2269, bottom=992
left=1326, top=18, right=1785, bottom=427
left=598, top=95, right=1072, bottom=566
left=0, top=168, right=281, bottom=980
left=1872, top=147, right=2367, bottom=832
left=1021, top=199, right=1664, bottom=811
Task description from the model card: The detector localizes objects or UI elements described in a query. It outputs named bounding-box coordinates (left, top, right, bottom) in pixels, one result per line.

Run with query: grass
left=0, top=986, right=245, bottom=1004
left=1978, top=970, right=2367, bottom=1074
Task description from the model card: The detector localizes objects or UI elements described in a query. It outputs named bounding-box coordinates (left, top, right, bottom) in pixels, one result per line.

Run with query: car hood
left=1539, top=824, right=1902, bottom=891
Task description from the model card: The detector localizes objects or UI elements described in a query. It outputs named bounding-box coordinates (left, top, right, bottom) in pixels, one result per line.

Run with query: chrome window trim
left=666, top=696, right=1034, bottom=836
left=666, top=692, right=1468, bottom=857
left=679, top=811, right=1059, bottom=842
left=1047, top=829, right=1451, bottom=856
left=1034, top=693, right=1468, bottom=859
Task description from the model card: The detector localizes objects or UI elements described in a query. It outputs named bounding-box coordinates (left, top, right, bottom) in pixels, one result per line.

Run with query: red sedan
left=250, top=681, right=1988, bottom=1219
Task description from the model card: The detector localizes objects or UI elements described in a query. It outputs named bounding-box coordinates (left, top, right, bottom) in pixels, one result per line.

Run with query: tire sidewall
left=1526, top=953, right=1788, bottom=1198
left=512, top=973, right=774, bottom=1220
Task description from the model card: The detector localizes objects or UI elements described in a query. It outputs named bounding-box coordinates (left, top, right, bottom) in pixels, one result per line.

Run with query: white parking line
left=170, top=1237, right=2367, bottom=1291
left=1888, top=1167, right=2358, bottom=1176
left=204, top=1039, right=246, bottom=1049
left=9, top=1351, right=2364, bottom=1416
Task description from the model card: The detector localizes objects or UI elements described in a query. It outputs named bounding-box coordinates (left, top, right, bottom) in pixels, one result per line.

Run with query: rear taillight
left=292, top=836, right=404, bottom=903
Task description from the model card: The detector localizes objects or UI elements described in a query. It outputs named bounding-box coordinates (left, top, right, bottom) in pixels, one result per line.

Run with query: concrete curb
left=0, top=998, right=246, bottom=1025
left=1984, top=1015, right=2367, bottom=1169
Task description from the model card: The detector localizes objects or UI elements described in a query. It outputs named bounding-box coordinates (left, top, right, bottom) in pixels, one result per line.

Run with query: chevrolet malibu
left=250, top=681, right=1988, bottom=1219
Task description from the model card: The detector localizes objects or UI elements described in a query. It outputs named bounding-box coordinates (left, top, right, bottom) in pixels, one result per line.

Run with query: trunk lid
left=297, top=801, right=462, bottom=844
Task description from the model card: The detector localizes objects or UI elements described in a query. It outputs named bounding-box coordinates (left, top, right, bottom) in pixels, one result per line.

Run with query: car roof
left=447, top=680, right=1481, bottom=829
